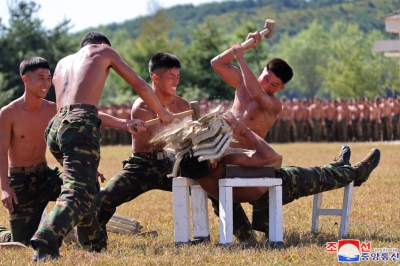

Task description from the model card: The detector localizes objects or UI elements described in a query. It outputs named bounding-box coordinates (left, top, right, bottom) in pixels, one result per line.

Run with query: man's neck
left=22, top=92, right=43, bottom=111
left=154, top=89, right=173, bottom=108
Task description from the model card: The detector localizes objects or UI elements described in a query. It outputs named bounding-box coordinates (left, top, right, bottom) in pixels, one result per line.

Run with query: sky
left=0, top=0, right=223, bottom=33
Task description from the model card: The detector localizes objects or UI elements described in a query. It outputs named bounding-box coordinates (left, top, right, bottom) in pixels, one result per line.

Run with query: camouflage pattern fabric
left=381, top=116, right=391, bottom=141
left=312, top=118, right=322, bottom=142
left=5, top=167, right=62, bottom=246
left=294, top=120, right=304, bottom=142
left=279, top=120, right=290, bottom=143
left=361, top=118, right=371, bottom=142
left=324, top=118, right=335, bottom=142
left=392, top=115, right=399, bottom=140
left=31, top=104, right=106, bottom=254
left=95, top=152, right=252, bottom=238
left=0, top=225, right=12, bottom=243
left=251, top=162, right=369, bottom=234
left=336, top=119, right=347, bottom=142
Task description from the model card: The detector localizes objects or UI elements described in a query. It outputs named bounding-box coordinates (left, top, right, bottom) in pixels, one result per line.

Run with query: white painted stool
left=172, top=177, right=210, bottom=244
left=219, top=177, right=283, bottom=245
left=172, top=165, right=283, bottom=246
left=311, top=181, right=354, bottom=238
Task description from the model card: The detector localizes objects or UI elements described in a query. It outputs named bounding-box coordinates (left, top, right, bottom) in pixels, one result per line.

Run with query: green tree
left=231, top=21, right=270, bottom=75
left=181, top=19, right=231, bottom=100
left=274, top=20, right=329, bottom=98
left=319, top=23, right=387, bottom=98
left=0, top=0, right=78, bottom=106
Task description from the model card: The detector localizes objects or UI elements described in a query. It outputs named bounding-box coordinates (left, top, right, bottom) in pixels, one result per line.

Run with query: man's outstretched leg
left=252, top=146, right=380, bottom=237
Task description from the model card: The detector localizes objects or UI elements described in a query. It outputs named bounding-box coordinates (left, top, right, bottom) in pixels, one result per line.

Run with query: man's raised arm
left=230, top=42, right=278, bottom=113
left=106, top=47, right=173, bottom=124
left=0, top=107, right=18, bottom=212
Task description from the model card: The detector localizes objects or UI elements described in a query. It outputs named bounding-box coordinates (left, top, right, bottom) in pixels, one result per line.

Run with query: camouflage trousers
left=361, top=118, right=371, bottom=142
left=325, top=118, right=335, bottom=142
left=4, top=167, right=62, bottom=246
left=337, top=119, right=347, bottom=142
left=95, top=151, right=252, bottom=238
left=311, top=118, right=322, bottom=142
left=251, top=161, right=369, bottom=234
left=31, top=104, right=106, bottom=253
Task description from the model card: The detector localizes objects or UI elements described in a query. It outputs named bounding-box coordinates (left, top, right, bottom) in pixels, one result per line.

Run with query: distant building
left=375, top=10, right=400, bottom=57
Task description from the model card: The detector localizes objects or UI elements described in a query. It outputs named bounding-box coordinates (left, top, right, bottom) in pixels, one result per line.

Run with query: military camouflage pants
left=4, top=167, right=62, bottom=246
left=251, top=161, right=369, bottom=234
left=361, top=118, right=371, bottom=142
left=31, top=104, right=106, bottom=253
left=312, top=118, right=322, bottom=142
left=324, top=119, right=335, bottom=142
left=95, top=152, right=252, bottom=238
left=337, top=119, right=347, bottom=142
left=381, top=116, right=391, bottom=141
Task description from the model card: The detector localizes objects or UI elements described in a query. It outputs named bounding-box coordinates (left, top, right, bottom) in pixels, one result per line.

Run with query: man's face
left=257, top=68, right=284, bottom=95
left=154, top=67, right=180, bottom=96
left=23, top=68, right=51, bottom=99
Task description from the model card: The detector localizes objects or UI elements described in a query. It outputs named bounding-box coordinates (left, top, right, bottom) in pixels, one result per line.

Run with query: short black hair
left=180, top=153, right=211, bottom=180
left=266, top=58, right=293, bottom=84
left=80, top=31, right=111, bottom=48
left=19, top=57, right=50, bottom=77
left=148, top=52, right=181, bottom=76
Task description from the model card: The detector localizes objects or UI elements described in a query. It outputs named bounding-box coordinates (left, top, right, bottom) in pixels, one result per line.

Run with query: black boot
left=353, top=148, right=381, bottom=186
left=331, top=144, right=351, bottom=167
left=31, top=241, right=60, bottom=262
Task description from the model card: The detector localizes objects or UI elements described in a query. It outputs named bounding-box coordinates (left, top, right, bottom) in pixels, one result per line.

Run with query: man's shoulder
left=0, top=98, right=22, bottom=122
left=173, top=96, right=190, bottom=108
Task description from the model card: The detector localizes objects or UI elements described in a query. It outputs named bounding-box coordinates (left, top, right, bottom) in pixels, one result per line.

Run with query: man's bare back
left=52, top=42, right=173, bottom=124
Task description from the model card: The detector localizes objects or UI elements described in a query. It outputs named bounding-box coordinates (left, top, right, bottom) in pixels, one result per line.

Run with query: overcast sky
left=0, top=0, right=223, bottom=32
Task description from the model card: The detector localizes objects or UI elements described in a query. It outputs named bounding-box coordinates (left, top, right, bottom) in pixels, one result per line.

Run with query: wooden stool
left=172, top=178, right=210, bottom=244
left=219, top=165, right=283, bottom=246
left=311, top=182, right=354, bottom=238
left=172, top=165, right=283, bottom=246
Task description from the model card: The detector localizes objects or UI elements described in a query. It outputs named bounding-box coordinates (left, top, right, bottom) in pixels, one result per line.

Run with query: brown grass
left=1, top=143, right=399, bottom=265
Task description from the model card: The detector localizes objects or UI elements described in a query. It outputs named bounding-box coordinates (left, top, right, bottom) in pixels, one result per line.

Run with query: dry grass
left=1, top=143, right=399, bottom=265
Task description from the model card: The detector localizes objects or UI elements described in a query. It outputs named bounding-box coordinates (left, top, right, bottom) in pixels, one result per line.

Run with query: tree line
left=0, top=0, right=399, bottom=108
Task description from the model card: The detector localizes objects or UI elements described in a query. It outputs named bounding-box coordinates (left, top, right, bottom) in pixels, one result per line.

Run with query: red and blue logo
left=337, top=240, right=361, bottom=262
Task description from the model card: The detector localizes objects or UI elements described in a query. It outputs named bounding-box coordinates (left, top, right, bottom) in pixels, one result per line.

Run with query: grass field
left=1, top=142, right=399, bottom=265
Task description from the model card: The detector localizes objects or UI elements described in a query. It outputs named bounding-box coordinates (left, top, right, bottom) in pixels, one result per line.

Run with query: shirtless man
left=348, top=99, right=362, bottom=142
left=391, top=96, right=400, bottom=140
left=380, top=97, right=392, bottom=141
left=370, top=98, right=382, bottom=141
left=210, top=31, right=293, bottom=149
left=276, top=98, right=291, bottom=143
left=30, top=32, right=174, bottom=261
left=336, top=99, right=350, bottom=142
left=179, top=112, right=380, bottom=237
left=95, top=52, right=254, bottom=245
left=308, top=98, right=325, bottom=142
left=291, top=98, right=308, bottom=142
left=359, top=97, right=371, bottom=142
left=323, top=99, right=336, bottom=142
left=0, top=57, right=63, bottom=246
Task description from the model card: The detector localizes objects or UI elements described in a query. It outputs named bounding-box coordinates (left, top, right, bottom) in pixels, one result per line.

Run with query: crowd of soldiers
left=99, top=96, right=400, bottom=145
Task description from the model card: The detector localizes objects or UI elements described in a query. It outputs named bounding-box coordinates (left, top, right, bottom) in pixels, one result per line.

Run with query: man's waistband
left=132, top=150, right=168, bottom=160
left=9, top=163, right=48, bottom=175
left=58, top=104, right=98, bottom=115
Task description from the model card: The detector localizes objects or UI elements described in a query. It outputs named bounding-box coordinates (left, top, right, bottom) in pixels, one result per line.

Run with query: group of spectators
left=99, top=96, right=400, bottom=145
